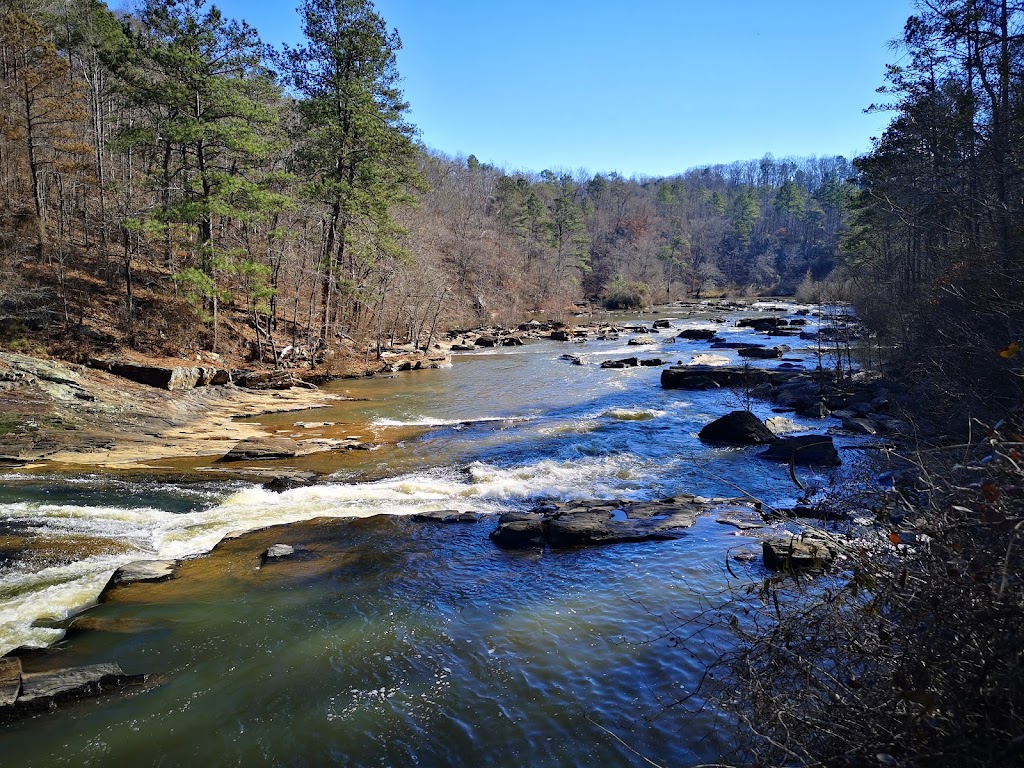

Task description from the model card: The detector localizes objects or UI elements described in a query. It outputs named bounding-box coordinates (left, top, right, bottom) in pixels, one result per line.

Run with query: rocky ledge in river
left=0, top=657, right=151, bottom=722
left=490, top=496, right=754, bottom=549
left=661, top=364, right=802, bottom=390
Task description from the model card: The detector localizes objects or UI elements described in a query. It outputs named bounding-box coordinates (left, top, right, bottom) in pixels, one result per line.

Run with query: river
left=0, top=302, right=859, bottom=766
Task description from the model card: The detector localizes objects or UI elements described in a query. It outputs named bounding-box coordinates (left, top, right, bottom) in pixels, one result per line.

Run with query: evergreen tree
left=108, top=0, right=284, bottom=347
left=277, top=0, right=421, bottom=352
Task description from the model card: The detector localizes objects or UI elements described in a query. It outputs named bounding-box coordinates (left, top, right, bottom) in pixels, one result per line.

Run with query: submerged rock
left=263, top=473, right=319, bottom=492
left=698, top=410, right=777, bottom=445
left=490, top=497, right=715, bottom=550
left=411, top=510, right=482, bottom=524
left=758, top=435, right=841, bottom=466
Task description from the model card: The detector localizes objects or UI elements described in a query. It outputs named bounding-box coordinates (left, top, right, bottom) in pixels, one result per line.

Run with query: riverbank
left=0, top=352, right=346, bottom=470
left=0, top=298, right=773, bottom=473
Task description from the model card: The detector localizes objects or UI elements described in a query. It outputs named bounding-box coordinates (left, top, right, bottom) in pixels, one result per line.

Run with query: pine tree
left=277, top=0, right=422, bottom=352
left=108, top=0, right=285, bottom=348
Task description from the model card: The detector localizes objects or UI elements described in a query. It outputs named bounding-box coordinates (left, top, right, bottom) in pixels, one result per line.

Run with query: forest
left=0, top=0, right=854, bottom=369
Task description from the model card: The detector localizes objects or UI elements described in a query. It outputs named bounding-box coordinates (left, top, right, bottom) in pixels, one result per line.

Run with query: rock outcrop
left=490, top=497, right=725, bottom=549
left=90, top=359, right=229, bottom=390
left=220, top=437, right=299, bottom=462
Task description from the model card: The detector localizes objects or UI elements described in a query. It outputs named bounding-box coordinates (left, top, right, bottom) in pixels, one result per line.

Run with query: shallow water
left=0, top=302, right=859, bottom=766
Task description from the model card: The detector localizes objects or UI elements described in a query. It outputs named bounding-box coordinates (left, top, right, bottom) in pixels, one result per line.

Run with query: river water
left=0, top=302, right=859, bottom=766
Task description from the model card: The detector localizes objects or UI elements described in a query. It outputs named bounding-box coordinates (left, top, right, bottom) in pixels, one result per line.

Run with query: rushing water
left=1, top=302, right=860, bottom=766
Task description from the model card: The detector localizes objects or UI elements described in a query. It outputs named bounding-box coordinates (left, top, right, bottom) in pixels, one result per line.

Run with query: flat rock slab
left=15, top=663, right=137, bottom=709
left=763, top=535, right=835, bottom=571
left=491, top=497, right=726, bottom=550
left=103, top=560, right=177, bottom=594
left=661, top=365, right=801, bottom=391
left=220, top=437, right=298, bottom=462
left=716, top=517, right=763, bottom=531
left=92, top=359, right=228, bottom=390
left=0, top=657, right=21, bottom=707
left=412, top=510, right=482, bottom=524
left=758, top=435, right=841, bottom=466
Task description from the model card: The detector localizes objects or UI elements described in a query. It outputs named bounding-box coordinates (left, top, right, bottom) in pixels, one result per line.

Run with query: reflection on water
left=1, top=302, right=850, bottom=765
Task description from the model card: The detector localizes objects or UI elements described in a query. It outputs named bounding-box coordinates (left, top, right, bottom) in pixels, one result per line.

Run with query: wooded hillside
left=0, top=0, right=855, bottom=368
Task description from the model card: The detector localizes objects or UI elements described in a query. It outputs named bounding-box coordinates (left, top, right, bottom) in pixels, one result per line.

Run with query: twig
left=585, top=715, right=671, bottom=768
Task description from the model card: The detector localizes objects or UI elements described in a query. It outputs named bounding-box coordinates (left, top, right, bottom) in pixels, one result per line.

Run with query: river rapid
left=1, top=302, right=861, bottom=766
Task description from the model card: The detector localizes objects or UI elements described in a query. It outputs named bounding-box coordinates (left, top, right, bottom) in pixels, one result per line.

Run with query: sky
left=210, top=0, right=918, bottom=178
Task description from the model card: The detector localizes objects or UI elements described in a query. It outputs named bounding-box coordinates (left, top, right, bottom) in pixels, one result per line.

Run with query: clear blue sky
left=212, top=0, right=917, bottom=178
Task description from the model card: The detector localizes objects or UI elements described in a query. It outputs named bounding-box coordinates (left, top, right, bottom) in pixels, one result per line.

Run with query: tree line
left=0, top=0, right=857, bottom=366
left=846, top=0, right=1024, bottom=428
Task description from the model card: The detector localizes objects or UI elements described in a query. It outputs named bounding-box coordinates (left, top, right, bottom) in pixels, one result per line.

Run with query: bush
left=712, top=424, right=1024, bottom=767
left=603, top=277, right=650, bottom=310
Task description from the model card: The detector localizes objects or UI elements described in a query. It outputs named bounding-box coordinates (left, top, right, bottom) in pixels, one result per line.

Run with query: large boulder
left=763, top=535, right=835, bottom=571
left=758, top=435, right=841, bottom=466
left=698, top=410, right=777, bottom=445
left=92, top=360, right=228, bottom=390
left=678, top=328, right=718, bottom=341
left=600, top=357, right=639, bottom=369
